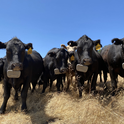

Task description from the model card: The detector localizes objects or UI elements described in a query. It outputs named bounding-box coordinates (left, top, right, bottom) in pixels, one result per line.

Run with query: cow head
left=112, top=38, right=124, bottom=65
left=76, top=35, right=101, bottom=66
left=61, top=41, right=77, bottom=63
left=48, top=48, right=68, bottom=73
left=0, top=37, right=33, bottom=71
left=112, top=38, right=124, bottom=54
left=112, top=38, right=124, bottom=47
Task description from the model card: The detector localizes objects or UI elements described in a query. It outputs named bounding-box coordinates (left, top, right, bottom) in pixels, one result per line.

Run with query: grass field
left=0, top=74, right=124, bottom=124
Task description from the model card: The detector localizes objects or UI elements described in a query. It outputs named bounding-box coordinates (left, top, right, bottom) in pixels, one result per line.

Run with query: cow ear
left=112, top=38, right=123, bottom=45
left=25, top=43, right=33, bottom=55
left=61, top=44, right=67, bottom=49
left=48, top=52, right=56, bottom=57
left=24, top=43, right=33, bottom=50
left=93, top=39, right=102, bottom=50
left=0, top=42, right=6, bottom=49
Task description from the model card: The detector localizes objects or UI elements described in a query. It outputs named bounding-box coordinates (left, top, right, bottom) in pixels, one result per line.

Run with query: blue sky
left=0, top=0, right=124, bottom=58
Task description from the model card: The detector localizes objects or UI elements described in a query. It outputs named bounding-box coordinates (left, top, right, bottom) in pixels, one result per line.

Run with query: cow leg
left=31, top=81, right=37, bottom=92
left=49, top=79, right=53, bottom=91
left=87, top=75, right=92, bottom=93
left=0, top=80, right=12, bottom=114
left=66, top=73, right=70, bottom=91
left=66, top=78, right=70, bottom=91
left=62, top=74, right=66, bottom=83
left=109, top=66, right=117, bottom=95
left=56, top=75, right=62, bottom=92
left=102, top=68, right=108, bottom=90
left=99, top=71, right=102, bottom=82
left=91, top=73, right=98, bottom=93
left=42, top=78, right=48, bottom=93
left=14, top=85, right=22, bottom=100
left=61, top=77, right=64, bottom=90
left=77, top=76, right=84, bottom=97
left=14, top=89, right=19, bottom=100
left=21, top=79, right=30, bottom=112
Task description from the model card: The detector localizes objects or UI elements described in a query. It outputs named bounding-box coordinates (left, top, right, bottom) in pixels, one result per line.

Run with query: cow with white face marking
left=0, top=37, right=44, bottom=114
left=61, top=41, right=77, bottom=91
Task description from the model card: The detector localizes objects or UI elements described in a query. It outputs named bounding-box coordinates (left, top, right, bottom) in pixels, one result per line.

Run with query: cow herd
left=0, top=35, right=124, bottom=114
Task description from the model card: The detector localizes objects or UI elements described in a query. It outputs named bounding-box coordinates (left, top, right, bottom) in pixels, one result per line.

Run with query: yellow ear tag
left=27, top=47, right=32, bottom=55
left=70, top=55, right=75, bottom=61
left=95, top=43, right=101, bottom=50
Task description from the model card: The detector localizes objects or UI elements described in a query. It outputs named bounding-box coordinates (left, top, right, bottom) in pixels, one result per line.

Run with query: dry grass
left=0, top=75, right=124, bottom=124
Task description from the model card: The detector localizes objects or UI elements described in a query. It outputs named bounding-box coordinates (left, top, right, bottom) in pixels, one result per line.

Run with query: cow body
left=41, top=48, right=68, bottom=93
left=0, top=37, right=43, bottom=114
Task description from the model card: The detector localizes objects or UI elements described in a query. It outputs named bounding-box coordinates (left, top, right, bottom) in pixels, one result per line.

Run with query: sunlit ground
left=0, top=74, right=124, bottom=124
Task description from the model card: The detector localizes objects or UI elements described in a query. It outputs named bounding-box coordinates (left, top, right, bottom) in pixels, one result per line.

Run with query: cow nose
left=83, top=58, right=92, bottom=66
left=12, top=63, right=23, bottom=71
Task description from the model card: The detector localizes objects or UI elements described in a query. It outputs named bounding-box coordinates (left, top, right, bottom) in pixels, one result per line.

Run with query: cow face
left=77, top=37, right=94, bottom=66
left=61, top=42, right=77, bottom=63
left=0, top=37, right=33, bottom=71
left=48, top=48, right=68, bottom=73
left=76, top=35, right=102, bottom=66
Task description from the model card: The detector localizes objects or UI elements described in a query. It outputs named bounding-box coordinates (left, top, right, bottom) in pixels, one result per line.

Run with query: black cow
left=73, top=35, right=105, bottom=97
left=41, top=47, right=68, bottom=93
left=106, top=38, right=124, bottom=94
left=0, top=37, right=43, bottom=114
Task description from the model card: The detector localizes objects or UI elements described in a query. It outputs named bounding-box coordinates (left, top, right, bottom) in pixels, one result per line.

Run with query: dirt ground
left=0, top=74, right=124, bottom=124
